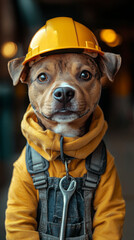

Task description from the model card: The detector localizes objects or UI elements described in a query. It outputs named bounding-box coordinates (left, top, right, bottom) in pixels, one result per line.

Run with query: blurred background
left=0, top=0, right=134, bottom=239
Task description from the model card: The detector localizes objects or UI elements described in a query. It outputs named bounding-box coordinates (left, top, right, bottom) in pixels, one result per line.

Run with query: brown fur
left=8, top=52, right=121, bottom=137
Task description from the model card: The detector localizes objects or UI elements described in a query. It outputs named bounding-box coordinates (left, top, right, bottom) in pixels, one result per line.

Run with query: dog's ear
left=8, top=56, right=29, bottom=86
left=100, top=52, right=121, bottom=82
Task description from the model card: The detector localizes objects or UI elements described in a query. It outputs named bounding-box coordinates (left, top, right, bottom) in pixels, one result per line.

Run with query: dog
left=8, top=52, right=120, bottom=137
left=5, top=18, right=125, bottom=240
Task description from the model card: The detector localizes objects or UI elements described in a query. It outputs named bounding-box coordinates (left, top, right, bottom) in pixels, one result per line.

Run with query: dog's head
left=8, top=51, right=121, bottom=137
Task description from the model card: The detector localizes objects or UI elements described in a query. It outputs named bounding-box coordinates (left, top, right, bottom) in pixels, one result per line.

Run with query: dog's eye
left=37, top=73, right=47, bottom=83
left=80, top=70, right=92, bottom=81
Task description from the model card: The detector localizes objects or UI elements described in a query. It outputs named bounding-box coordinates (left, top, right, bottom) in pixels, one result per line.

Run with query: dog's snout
left=53, top=87, right=75, bottom=103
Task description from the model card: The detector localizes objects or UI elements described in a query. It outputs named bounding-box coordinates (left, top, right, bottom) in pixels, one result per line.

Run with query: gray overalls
left=26, top=137, right=107, bottom=240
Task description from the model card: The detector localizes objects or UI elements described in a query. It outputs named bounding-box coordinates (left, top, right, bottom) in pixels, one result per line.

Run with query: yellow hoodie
left=5, top=105, right=125, bottom=240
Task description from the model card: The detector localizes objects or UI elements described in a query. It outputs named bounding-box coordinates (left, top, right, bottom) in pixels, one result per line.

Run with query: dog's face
left=8, top=52, right=121, bottom=137
left=28, top=54, right=101, bottom=130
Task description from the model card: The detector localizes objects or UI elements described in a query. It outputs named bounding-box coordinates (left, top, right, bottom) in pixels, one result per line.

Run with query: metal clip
left=65, top=160, right=69, bottom=179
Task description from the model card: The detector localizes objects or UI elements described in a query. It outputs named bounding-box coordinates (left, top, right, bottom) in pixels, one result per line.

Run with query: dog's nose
left=53, top=87, right=75, bottom=103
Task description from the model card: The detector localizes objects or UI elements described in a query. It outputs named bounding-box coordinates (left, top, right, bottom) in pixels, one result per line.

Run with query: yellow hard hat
left=23, top=17, right=103, bottom=65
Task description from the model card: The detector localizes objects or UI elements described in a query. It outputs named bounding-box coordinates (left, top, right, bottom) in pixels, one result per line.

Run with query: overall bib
left=26, top=139, right=107, bottom=240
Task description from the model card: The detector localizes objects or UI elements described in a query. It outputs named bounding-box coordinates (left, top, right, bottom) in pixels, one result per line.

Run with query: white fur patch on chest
left=53, top=123, right=79, bottom=137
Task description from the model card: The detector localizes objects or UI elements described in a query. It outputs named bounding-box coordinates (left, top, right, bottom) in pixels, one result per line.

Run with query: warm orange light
left=1, top=41, right=18, bottom=58
left=106, top=34, right=122, bottom=47
left=100, top=29, right=116, bottom=43
left=100, top=29, right=122, bottom=47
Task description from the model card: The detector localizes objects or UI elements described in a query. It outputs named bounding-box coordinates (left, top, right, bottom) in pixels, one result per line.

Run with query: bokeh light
left=1, top=41, right=18, bottom=58
left=100, top=29, right=122, bottom=47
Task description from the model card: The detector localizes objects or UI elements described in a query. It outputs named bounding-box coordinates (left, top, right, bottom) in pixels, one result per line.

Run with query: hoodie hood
left=21, top=104, right=108, bottom=161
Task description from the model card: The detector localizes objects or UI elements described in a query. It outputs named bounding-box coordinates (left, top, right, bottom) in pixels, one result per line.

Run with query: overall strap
left=26, top=143, right=49, bottom=233
left=83, top=140, right=107, bottom=238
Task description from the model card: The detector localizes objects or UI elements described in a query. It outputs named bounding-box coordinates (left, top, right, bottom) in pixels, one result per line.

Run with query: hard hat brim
left=23, top=47, right=104, bottom=65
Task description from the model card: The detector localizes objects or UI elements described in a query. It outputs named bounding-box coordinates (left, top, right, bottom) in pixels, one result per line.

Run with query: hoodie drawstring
left=60, top=136, right=69, bottom=178
left=60, top=136, right=65, bottom=162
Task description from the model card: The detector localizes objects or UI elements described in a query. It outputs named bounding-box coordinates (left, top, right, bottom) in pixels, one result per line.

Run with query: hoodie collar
left=21, top=104, right=108, bottom=161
